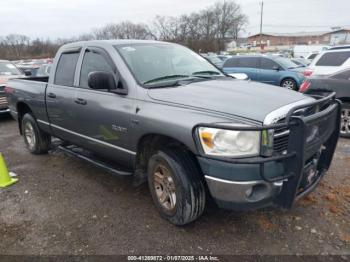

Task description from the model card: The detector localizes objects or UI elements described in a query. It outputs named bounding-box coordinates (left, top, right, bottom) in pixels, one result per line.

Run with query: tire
left=147, top=148, right=206, bottom=225
left=340, top=103, right=350, bottom=138
left=281, top=78, right=297, bottom=91
left=21, top=113, right=51, bottom=154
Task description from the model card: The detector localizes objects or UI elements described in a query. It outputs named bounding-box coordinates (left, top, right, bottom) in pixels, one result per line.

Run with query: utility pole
left=259, top=1, right=264, bottom=50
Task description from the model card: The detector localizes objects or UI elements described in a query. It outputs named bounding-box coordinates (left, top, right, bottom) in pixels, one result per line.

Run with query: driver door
left=72, top=46, right=135, bottom=166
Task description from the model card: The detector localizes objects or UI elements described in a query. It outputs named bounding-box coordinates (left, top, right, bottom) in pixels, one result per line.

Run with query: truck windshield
left=115, top=44, right=223, bottom=86
left=0, top=62, right=22, bottom=76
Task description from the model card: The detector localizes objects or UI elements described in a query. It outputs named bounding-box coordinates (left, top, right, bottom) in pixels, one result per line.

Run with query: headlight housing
left=198, top=127, right=261, bottom=157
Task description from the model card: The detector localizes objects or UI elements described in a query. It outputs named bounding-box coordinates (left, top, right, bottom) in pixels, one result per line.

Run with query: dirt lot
left=0, top=115, right=349, bottom=256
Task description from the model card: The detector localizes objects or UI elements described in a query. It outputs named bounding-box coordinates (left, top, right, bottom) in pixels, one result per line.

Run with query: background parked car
left=222, top=55, right=305, bottom=90
left=15, top=58, right=53, bottom=76
left=300, top=68, right=350, bottom=138
left=306, top=46, right=350, bottom=77
left=36, top=64, right=52, bottom=77
left=0, top=60, right=25, bottom=114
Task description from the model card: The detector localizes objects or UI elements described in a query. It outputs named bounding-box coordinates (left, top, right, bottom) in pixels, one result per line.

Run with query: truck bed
left=7, top=77, right=49, bottom=123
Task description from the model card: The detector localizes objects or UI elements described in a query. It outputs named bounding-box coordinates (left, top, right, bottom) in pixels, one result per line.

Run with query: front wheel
left=281, top=78, right=297, bottom=91
left=21, top=113, right=51, bottom=154
left=340, top=103, right=350, bottom=138
left=147, top=148, right=206, bottom=225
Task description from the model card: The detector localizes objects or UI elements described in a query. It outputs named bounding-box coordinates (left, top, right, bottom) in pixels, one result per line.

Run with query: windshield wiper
left=146, top=76, right=214, bottom=89
left=192, top=70, right=221, bottom=76
left=143, top=75, right=190, bottom=85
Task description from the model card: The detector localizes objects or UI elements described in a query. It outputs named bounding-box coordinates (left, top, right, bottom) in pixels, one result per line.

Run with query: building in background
left=247, top=28, right=350, bottom=48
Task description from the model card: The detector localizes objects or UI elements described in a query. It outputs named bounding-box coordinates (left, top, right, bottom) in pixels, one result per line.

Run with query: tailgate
left=0, top=85, right=8, bottom=110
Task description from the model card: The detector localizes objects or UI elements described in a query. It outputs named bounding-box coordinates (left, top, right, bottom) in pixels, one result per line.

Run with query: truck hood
left=147, top=78, right=313, bottom=122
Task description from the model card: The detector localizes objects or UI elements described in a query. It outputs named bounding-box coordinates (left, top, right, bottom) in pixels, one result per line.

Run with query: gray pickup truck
left=6, top=40, right=341, bottom=225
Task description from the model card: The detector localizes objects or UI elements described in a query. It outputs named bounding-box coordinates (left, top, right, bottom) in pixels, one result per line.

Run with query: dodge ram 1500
left=6, top=40, right=341, bottom=225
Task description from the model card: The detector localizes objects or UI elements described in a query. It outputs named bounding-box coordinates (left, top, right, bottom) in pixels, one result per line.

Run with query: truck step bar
left=58, top=145, right=133, bottom=176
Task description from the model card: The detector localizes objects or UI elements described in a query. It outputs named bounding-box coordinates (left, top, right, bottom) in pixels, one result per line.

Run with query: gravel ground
left=0, top=115, right=349, bottom=256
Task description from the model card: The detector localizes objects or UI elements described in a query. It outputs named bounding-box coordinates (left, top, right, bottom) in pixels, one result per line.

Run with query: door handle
left=47, top=92, right=56, bottom=98
left=75, top=98, right=87, bottom=105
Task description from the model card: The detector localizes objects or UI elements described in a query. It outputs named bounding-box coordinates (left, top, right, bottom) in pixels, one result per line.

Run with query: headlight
left=198, top=127, right=260, bottom=157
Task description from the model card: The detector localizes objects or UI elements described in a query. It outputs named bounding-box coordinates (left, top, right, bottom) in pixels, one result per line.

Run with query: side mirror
left=228, top=73, right=249, bottom=80
left=273, top=65, right=281, bottom=71
left=88, top=71, right=127, bottom=95
left=24, top=69, right=32, bottom=76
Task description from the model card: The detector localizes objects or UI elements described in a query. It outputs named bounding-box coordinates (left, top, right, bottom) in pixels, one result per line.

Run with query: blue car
left=222, top=55, right=306, bottom=90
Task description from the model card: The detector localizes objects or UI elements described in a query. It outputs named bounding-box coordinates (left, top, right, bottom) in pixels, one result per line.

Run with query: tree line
left=0, top=1, right=247, bottom=60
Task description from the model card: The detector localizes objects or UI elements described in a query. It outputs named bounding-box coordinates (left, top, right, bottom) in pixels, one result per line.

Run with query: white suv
left=305, top=46, right=350, bottom=77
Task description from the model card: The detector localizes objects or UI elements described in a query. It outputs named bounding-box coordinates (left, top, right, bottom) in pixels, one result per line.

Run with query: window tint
left=260, top=58, right=278, bottom=70
left=223, top=57, right=239, bottom=67
left=316, top=51, right=350, bottom=66
left=238, top=57, right=258, bottom=68
left=80, top=49, right=114, bottom=88
left=331, top=69, right=350, bottom=80
left=54, top=52, right=80, bottom=86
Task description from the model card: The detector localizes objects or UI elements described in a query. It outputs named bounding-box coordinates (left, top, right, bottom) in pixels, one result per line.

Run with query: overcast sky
left=1, top=0, right=349, bottom=39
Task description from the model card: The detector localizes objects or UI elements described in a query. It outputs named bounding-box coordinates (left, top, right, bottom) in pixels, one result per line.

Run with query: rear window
left=316, top=51, right=350, bottom=66
left=54, top=52, right=80, bottom=86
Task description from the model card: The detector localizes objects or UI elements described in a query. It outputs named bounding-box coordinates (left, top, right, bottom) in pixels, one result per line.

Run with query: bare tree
left=94, top=21, right=155, bottom=40
left=0, top=1, right=247, bottom=60
left=4, top=34, right=30, bottom=59
left=153, top=1, right=247, bottom=52
left=214, top=1, right=248, bottom=50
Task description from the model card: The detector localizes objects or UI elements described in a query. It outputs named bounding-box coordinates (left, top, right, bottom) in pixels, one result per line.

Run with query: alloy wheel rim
left=341, top=108, right=350, bottom=135
left=24, top=122, right=36, bottom=149
left=282, top=80, right=295, bottom=90
left=153, top=164, right=177, bottom=212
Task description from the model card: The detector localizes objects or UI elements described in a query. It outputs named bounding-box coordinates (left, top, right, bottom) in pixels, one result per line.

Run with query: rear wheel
left=281, top=78, right=297, bottom=90
left=21, top=113, right=51, bottom=154
left=340, top=103, right=350, bottom=138
left=147, top=148, right=206, bottom=225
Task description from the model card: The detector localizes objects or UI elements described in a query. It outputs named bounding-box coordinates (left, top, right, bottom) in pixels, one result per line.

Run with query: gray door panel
left=72, top=89, right=135, bottom=166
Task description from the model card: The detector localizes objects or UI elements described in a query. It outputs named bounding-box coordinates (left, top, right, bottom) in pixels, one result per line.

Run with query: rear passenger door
left=258, top=57, right=281, bottom=85
left=72, top=46, right=135, bottom=166
left=46, top=48, right=81, bottom=143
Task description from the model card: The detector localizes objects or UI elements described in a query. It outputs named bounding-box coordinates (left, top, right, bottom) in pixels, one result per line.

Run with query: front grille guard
left=194, top=92, right=341, bottom=207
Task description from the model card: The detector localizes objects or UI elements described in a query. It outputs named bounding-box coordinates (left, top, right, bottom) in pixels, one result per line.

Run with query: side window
left=223, top=58, right=239, bottom=67
left=260, top=58, right=278, bottom=70
left=331, top=69, right=350, bottom=80
left=79, top=48, right=114, bottom=88
left=238, top=57, right=258, bottom=68
left=316, top=51, right=350, bottom=66
left=54, top=52, right=80, bottom=86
